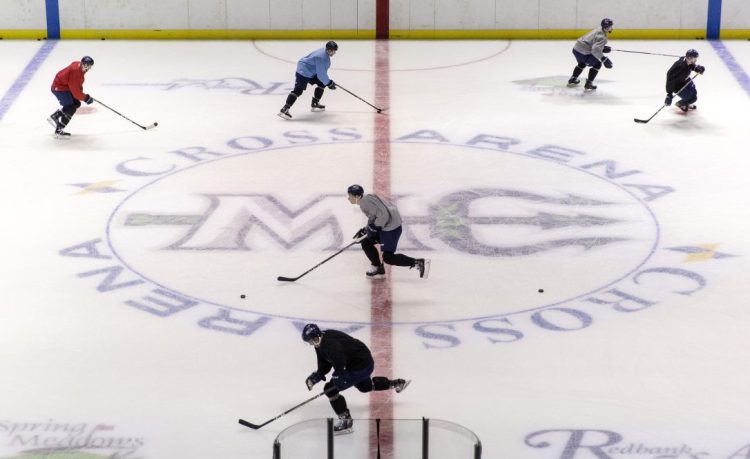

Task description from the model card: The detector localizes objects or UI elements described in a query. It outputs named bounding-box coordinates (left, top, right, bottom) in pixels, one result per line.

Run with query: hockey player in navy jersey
left=278, top=41, right=338, bottom=120
left=568, top=18, right=614, bottom=91
left=347, top=184, right=430, bottom=279
left=665, top=49, right=705, bottom=112
left=302, top=323, right=410, bottom=434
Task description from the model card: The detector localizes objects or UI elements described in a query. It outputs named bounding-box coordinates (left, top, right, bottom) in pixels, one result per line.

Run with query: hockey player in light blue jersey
left=278, top=41, right=338, bottom=119
left=568, top=18, right=614, bottom=91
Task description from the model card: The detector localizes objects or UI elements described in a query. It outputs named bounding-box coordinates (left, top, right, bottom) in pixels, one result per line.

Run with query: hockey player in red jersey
left=48, top=56, right=95, bottom=137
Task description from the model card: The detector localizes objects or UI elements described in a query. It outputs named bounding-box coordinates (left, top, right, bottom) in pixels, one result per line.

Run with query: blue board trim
left=45, top=0, right=61, bottom=39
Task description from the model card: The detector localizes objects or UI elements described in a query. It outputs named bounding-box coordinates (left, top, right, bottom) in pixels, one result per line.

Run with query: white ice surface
left=1, top=39, right=749, bottom=458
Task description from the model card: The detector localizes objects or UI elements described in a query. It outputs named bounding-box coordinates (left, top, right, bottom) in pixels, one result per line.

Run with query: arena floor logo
left=0, top=419, right=145, bottom=458
left=524, top=428, right=750, bottom=459
left=59, top=128, right=735, bottom=348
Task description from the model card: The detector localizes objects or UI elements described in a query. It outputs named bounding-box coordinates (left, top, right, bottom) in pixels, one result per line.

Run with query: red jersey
left=51, top=61, right=87, bottom=101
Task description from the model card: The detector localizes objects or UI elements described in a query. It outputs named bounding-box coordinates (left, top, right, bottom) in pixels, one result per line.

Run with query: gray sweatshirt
left=359, top=194, right=402, bottom=231
left=573, top=28, right=608, bottom=62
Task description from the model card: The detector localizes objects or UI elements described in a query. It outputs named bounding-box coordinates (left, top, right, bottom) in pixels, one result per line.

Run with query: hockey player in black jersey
left=302, top=323, right=410, bottom=435
left=665, top=49, right=705, bottom=112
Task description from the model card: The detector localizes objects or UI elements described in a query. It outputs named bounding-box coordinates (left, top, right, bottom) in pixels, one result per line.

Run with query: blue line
left=45, top=0, right=61, bottom=39
left=710, top=41, right=750, bottom=98
left=0, top=41, right=58, bottom=123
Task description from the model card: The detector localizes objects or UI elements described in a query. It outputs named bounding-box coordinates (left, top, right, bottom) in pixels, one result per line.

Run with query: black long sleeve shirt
left=314, top=329, right=373, bottom=375
left=666, top=57, right=696, bottom=94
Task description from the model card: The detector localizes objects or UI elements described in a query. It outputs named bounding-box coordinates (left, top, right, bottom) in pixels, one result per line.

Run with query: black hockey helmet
left=302, top=323, right=322, bottom=342
left=326, top=40, right=338, bottom=51
left=686, top=49, right=699, bottom=58
left=81, top=56, right=94, bottom=66
left=347, top=184, right=364, bottom=197
left=601, top=18, right=613, bottom=30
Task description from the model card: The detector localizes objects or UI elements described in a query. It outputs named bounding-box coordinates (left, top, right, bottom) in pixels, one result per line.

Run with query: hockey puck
left=240, top=294, right=246, bottom=299
left=538, top=289, right=544, bottom=293
left=154, top=122, right=158, bottom=126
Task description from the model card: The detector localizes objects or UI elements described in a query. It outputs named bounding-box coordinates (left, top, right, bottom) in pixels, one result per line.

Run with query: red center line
left=369, top=38, right=394, bottom=458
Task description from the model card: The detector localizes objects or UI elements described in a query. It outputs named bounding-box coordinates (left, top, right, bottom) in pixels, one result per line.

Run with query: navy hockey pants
left=677, top=81, right=698, bottom=104
left=572, top=49, right=602, bottom=69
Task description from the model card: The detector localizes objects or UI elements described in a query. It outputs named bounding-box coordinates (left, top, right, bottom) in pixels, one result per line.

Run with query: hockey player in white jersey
left=568, top=18, right=614, bottom=91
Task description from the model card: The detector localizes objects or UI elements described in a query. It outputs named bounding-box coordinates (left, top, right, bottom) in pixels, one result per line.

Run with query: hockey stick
left=634, top=73, right=699, bottom=124
left=238, top=388, right=332, bottom=430
left=277, top=239, right=362, bottom=282
left=335, top=83, right=385, bottom=113
left=95, top=99, right=158, bottom=130
left=613, top=48, right=682, bottom=58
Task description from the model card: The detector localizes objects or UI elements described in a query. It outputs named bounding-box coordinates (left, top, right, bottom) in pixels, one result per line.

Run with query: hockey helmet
left=81, top=56, right=94, bottom=66
left=326, top=40, right=338, bottom=51
left=601, top=18, right=614, bottom=30
left=302, top=323, right=322, bottom=343
left=686, top=49, right=699, bottom=58
left=347, top=184, right=364, bottom=197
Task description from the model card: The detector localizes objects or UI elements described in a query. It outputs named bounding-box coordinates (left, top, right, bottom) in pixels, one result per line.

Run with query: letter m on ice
left=124, top=193, right=347, bottom=250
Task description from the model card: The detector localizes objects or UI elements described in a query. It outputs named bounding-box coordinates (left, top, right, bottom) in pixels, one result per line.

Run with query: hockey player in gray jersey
left=568, top=18, right=614, bottom=90
left=347, top=184, right=430, bottom=279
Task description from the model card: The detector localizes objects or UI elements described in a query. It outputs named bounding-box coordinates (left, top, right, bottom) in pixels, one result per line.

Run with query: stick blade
left=277, top=276, right=297, bottom=282
left=145, top=122, right=158, bottom=130
left=633, top=118, right=649, bottom=124
left=238, top=419, right=262, bottom=429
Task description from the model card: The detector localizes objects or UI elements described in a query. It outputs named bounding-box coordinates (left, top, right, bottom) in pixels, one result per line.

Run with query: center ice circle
left=107, top=140, right=659, bottom=325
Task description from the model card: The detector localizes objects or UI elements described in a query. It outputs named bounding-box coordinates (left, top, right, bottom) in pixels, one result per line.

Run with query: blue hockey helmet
left=686, top=49, right=699, bottom=58
left=81, top=56, right=94, bottom=66
left=326, top=40, right=338, bottom=51
left=601, top=18, right=613, bottom=30
left=347, top=184, right=364, bottom=197
left=302, top=323, right=322, bottom=342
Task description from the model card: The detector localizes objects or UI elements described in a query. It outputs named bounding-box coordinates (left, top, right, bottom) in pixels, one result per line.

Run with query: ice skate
left=567, top=77, right=580, bottom=87
left=584, top=80, right=597, bottom=91
left=392, top=379, right=411, bottom=393
left=47, top=110, right=63, bottom=129
left=688, top=104, right=697, bottom=110
left=311, top=100, right=326, bottom=112
left=278, top=106, right=292, bottom=120
left=412, top=258, right=430, bottom=279
left=366, top=264, right=385, bottom=278
left=676, top=101, right=689, bottom=112
left=54, top=127, right=71, bottom=138
left=333, top=411, right=353, bottom=435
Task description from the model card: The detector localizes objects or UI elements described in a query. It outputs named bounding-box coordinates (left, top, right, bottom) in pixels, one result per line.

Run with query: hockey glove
left=601, top=57, right=613, bottom=69
left=84, top=94, right=94, bottom=105
left=353, top=227, right=367, bottom=239
left=366, top=224, right=381, bottom=241
left=694, top=65, right=705, bottom=74
left=603, top=45, right=611, bottom=53
left=664, top=94, right=673, bottom=106
left=326, top=80, right=336, bottom=90
left=306, top=371, right=326, bottom=391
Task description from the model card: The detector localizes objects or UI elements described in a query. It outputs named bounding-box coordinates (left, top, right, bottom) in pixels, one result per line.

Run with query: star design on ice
left=665, top=244, right=737, bottom=262
left=70, top=180, right=124, bottom=194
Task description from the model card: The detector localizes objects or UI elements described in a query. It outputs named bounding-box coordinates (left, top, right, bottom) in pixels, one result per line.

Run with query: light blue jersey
left=296, top=48, right=332, bottom=85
